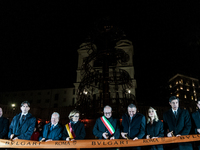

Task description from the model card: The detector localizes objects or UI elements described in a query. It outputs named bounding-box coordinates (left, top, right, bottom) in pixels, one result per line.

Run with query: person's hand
left=176, top=134, right=181, bottom=137
left=133, top=137, right=138, bottom=140
left=45, top=139, right=52, bottom=142
left=121, top=132, right=128, bottom=139
left=13, top=137, right=18, bottom=140
left=110, top=136, right=115, bottom=140
left=152, top=137, right=158, bottom=139
left=66, top=137, right=70, bottom=141
left=40, top=138, right=45, bottom=142
left=146, top=135, right=150, bottom=139
left=10, top=134, right=14, bottom=140
left=197, top=129, right=200, bottom=134
left=167, top=131, right=173, bottom=137
left=102, top=132, right=109, bottom=139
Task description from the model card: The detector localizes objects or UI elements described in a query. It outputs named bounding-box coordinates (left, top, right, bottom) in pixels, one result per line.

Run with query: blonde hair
left=147, top=107, right=159, bottom=123
left=68, top=109, right=80, bottom=119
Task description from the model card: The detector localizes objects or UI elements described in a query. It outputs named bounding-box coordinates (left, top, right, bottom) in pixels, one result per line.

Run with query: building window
left=177, top=88, right=179, bottom=91
left=45, top=99, right=50, bottom=103
left=176, top=81, right=178, bottom=85
left=179, top=79, right=183, bottom=84
left=176, top=94, right=179, bottom=97
left=191, top=96, right=194, bottom=100
left=194, top=90, right=196, bottom=93
left=195, top=98, right=197, bottom=101
left=54, top=94, right=59, bottom=101
left=184, top=95, right=187, bottom=99
left=180, top=87, right=183, bottom=90
left=193, top=83, right=195, bottom=86
left=169, top=85, right=172, bottom=88
left=187, top=88, right=189, bottom=91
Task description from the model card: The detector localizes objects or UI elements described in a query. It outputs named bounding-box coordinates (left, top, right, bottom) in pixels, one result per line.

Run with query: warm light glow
left=195, top=98, right=197, bottom=101
left=193, top=83, right=195, bottom=86
left=176, top=94, right=179, bottom=97
left=194, top=90, right=196, bottom=93
left=11, top=104, right=15, bottom=107
left=184, top=95, right=187, bottom=98
left=176, top=81, right=178, bottom=84
left=180, top=87, right=183, bottom=90
left=169, top=85, right=172, bottom=88
left=187, top=88, right=189, bottom=91
left=191, top=96, right=194, bottom=100
left=177, top=88, right=179, bottom=91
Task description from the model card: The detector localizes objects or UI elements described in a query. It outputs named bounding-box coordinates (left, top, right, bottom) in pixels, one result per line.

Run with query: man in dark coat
left=0, top=107, right=9, bottom=139
left=93, top=105, right=120, bottom=140
left=39, top=112, right=62, bottom=141
left=8, top=101, right=36, bottom=140
left=192, top=98, right=200, bottom=150
left=121, top=104, right=146, bottom=150
left=163, top=96, right=193, bottom=150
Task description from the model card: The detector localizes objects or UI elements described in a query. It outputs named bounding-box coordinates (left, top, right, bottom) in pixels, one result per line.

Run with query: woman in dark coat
left=146, top=107, right=164, bottom=150
left=62, top=109, right=86, bottom=141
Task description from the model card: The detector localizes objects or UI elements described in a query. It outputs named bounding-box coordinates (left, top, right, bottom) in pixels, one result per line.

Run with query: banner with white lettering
left=1, top=134, right=200, bottom=149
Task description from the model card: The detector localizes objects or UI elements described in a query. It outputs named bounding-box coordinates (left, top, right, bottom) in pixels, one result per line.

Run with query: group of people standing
left=0, top=95, right=200, bottom=150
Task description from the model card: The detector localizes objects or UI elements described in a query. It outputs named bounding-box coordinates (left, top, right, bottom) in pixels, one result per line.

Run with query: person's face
left=128, top=107, right=137, bottom=117
left=197, top=101, right=200, bottom=109
left=169, top=99, right=179, bottom=111
left=51, top=114, right=59, bottom=125
left=148, top=109, right=155, bottom=118
left=104, top=107, right=112, bottom=119
left=72, top=113, right=79, bottom=122
left=20, top=103, right=30, bottom=114
left=0, top=108, right=3, bottom=117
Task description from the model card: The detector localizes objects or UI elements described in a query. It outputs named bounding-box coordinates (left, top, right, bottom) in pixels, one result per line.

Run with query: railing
left=0, top=134, right=200, bottom=149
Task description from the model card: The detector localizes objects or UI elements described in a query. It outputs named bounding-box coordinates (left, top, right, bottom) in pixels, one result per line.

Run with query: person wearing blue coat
left=146, top=107, right=164, bottom=150
left=8, top=101, right=36, bottom=140
left=39, top=112, right=62, bottom=141
left=121, top=104, right=146, bottom=150
left=0, top=107, right=9, bottom=139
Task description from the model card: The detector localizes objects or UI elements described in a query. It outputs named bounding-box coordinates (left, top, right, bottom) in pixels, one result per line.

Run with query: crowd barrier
left=0, top=134, right=200, bottom=149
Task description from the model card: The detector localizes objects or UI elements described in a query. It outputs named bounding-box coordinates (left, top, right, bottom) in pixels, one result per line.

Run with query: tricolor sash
left=100, top=116, right=115, bottom=135
left=65, top=123, right=76, bottom=139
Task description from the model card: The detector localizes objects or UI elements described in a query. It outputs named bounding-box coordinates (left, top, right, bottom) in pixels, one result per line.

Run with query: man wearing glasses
left=93, top=105, right=120, bottom=140
left=121, top=104, right=146, bottom=150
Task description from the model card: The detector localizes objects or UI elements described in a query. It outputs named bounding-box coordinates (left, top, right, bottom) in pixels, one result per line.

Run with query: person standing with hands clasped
left=146, top=107, right=164, bottom=150
left=62, top=109, right=86, bottom=141
left=163, top=96, right=193, bottom=150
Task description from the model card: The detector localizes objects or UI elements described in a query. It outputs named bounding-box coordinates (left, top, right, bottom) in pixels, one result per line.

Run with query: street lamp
left=11, top=104, right=15, bottom=110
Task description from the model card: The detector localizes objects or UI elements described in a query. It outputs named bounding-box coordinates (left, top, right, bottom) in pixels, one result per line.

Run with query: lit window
left=179, top=80, right=183, bottom=84
left=176, top=94, right=179, bottom=97
left=193, top=83, right=195, bottom=86
left=169, top=85, right=172, bottom=88
left=195, top=98, right=197, bottom=101
left=191, top=96, right=193, bottom=100
left=187, top=88, right=189, bottom=91
left=194, top=93, right=196, bottom=96
left=184, top=95, right=187, bottom=98
left=194, top=90, right=196, bottom=93
left=177, top=88, right=179, bottom=91
left=176, top=81, right=178, bottom=84
left=180, top=87, right=183, bottom=90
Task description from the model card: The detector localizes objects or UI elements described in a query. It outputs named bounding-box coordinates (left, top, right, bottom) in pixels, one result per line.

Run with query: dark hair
left=169, top=96, right=179, bottom=103
left=21, top=101, right=30, bottom=107
left=127, top=104, right=136, bottom=109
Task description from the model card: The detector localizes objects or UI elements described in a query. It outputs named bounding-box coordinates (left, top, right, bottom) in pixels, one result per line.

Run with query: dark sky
left=1, top=1, right=200, bottom=104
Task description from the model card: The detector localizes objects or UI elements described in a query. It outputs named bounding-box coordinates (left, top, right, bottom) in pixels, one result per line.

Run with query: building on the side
left=169, top=74, right=200, bottom=112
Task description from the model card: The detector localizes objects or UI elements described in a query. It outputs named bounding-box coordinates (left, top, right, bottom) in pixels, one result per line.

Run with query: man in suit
left=8, top=101, right=36, bottom=140
left=192, top=98, right=200, bottom=150
left=163, top=96, right=193, bottom=150
left=0, top=107, right=9, bottom=139
left=121, top=104, right=146, bottom=150
left=93, top=105, right=120, bottom=140
left=39, top=112, right=62, bottom=141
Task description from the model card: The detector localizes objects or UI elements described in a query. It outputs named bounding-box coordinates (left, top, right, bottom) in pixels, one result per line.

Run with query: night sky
left=1, top=1, right=200, bottom=105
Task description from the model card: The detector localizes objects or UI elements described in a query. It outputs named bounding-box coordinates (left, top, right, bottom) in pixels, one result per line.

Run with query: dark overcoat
left=62, top=121, right=86, bottom=140
left=39, top=123, right=63, bottom=141
left=146, top=120, right=164, bottom=150
left=121, top=113, right=146, bottom=139
left=0, top=116, right=9, bottom=139
left=93, top=117, right=120, bottom=139
left=8, top=113, right=36, bottom=140
left=163, top=108, right=192, bottom=150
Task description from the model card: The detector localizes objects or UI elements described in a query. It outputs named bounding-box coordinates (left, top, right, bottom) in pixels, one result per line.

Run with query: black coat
left=39, top=123, right=63, bottom=141
left=192, top=110, right=200, bottom=134
left=163, top=108, right=193, bottom=150
left=0, top=116, right=9, bottom=139
left=8, top=113, right=36, bottom=140
left=62, top=121, right=86, bottom=140
left=121, top=113, right=146, bottom=139
left=93, top=117, right=120, bottom=139
left=146, top=120, right=164, bottom=150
